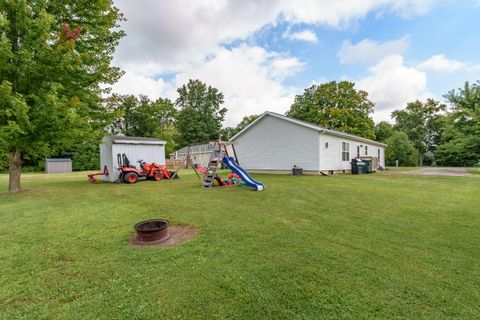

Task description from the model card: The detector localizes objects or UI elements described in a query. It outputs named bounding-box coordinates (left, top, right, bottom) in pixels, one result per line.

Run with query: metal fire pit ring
left=134, top=219, right=170, bottom=244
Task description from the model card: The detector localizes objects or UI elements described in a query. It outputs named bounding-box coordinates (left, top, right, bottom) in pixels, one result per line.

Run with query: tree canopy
left=286, top=81, right=376, bottom=139
left=374, top=121, right=395, bottom=143
left=436, top=81, right=480, bottom=166
left=108, top=94, right=178, bottom=154
left=385, top=132, right=418, bottom=166
left=0, top=0, right=124, bottom=192
left=175, top=79, right=227, bottom=146
left=391, top=99, right=446, bottom=165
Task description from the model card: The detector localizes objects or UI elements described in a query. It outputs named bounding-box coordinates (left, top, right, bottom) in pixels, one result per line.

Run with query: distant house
left=230, top=111, right=386, bottom=173
left=169, top=143, right=214, bottom=167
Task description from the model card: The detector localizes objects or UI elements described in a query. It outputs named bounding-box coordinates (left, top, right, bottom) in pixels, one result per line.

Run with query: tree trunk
left=8, top=150, right=22, bottom=193
left=419, top=151, right=424, bottom=166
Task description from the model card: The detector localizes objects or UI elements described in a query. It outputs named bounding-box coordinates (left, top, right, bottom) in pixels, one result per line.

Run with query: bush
left=385, top=132, right=418, bottom=166
left=0, top=151, right=8, bottom=172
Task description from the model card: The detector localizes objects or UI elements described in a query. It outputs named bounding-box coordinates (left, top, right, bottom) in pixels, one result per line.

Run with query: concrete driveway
left=390, top=167, right=471, bottom=177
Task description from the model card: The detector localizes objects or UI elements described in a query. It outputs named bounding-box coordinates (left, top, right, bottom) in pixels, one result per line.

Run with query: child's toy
left=191, top=140, right=264, bottom=191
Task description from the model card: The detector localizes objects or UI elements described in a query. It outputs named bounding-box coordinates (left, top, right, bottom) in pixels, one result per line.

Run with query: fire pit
left=134, top=219, right=170, bottom=244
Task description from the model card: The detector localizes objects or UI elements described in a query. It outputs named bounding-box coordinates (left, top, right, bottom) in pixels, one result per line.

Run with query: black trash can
left=292, top=166, right=303, bottom=176
left=351, top=159, right=366, bottom=174
left=362, top=159, right=372, bottom=173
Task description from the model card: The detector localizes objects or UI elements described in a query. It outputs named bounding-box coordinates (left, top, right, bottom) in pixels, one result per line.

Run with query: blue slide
left=223, top=156, right=264, bottom=191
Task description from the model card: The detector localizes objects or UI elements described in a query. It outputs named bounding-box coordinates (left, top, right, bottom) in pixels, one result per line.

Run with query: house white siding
left=100, top=137, right=166, bottom=182
left=234, top=115, right=319, bottom=171
left=319, top=134, right=385, bottom=171
left=231, top=112, right=386, bottom=173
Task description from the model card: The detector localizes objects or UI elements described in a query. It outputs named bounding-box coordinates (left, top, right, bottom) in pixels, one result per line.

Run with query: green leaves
left=0, top=0, right=124, bottom=191
left=286, top=81, right=376, bottom=139
left=0, top=81, right=30, bottom=150
left=391, top=99, right=446, bottom=165
left=385, top=132, right=418, bottom=166
left=436, top=81, right=480, bottom=166
left=175, top=79, right=227, bottom=146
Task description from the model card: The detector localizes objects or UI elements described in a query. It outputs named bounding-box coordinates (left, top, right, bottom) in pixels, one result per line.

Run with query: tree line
left=1, top=1, right=478, bottom=193
left=287, top=80, right=480, bottom=167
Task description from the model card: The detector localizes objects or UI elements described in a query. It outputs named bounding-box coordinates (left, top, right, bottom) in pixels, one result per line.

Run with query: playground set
left=88, top=153, right=177, bottom=184
left=189, top=140, right=264, bottom=191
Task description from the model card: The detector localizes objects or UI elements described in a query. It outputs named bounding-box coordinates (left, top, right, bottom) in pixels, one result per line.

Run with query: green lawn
left=467, top=167, right=480, bottom=175
left=1, top=171, right=479, bottom=319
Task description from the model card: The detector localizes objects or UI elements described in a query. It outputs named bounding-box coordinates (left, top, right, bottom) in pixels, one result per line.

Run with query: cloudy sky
left=110, top=0, right=480, bottom=126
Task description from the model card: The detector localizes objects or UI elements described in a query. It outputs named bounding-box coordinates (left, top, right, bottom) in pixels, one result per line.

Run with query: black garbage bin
left=362, top=159, right=372, bottom=173
left=292, top=166, right=303, bottom=176
left=351, top=159, right=366, bottom=174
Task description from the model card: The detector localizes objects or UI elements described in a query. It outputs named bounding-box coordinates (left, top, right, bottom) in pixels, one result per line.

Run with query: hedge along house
left=100, top=136, right=166, bottom=182
left=230, top=111, right=386, bottom=173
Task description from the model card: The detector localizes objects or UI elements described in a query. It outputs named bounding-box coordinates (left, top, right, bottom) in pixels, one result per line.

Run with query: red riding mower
left=116, top=153, right=175, bottom=184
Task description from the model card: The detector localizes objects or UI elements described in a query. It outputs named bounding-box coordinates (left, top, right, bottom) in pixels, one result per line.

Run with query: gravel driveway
left=390, top=167, right=471, bottom=177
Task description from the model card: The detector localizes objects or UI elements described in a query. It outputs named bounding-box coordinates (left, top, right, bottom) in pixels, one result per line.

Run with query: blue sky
left=112, top=0, right=480, bottom=125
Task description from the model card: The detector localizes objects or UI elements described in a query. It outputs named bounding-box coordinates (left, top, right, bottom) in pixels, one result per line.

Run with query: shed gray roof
left=231, top=111, right=387, bottom=147
left=104, top=136, right=166, bottom=145
left=45, top=158, right=72, bottom=162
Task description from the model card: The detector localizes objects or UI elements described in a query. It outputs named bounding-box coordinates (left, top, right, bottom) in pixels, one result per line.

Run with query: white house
left=230, top=111, right=386, bottom=173
left=100, top=136, right=166, bottom=182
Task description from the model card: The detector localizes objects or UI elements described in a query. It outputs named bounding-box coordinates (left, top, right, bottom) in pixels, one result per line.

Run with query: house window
left=325, top=142, right=329, bottom=149
left=365, top=146, right=368, bottom=155
left=342, top=142, right=350, bottom=161
left=378, top=148, right=380, bottom=158
left=357, top=146, right=360, bottom=158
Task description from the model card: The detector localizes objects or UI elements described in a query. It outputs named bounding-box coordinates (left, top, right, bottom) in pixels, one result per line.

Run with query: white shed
left=230, top=111, right=386, bottom=173
left=100, top=136, right=166, bottom=182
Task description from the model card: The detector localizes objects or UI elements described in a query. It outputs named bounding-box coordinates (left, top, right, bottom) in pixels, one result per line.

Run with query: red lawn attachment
left=87, top=165, right=109, bottom=184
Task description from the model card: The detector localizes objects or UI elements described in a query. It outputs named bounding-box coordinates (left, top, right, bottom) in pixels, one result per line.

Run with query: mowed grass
left=0, top=170, right=479, bottom=319
left=468, top=167, right=480, bottom=175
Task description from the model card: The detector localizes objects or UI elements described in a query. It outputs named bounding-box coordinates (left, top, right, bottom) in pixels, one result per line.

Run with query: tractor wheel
left=153, top=172, right=163, bottom=181
left=124, top=172, right=138, bottom=184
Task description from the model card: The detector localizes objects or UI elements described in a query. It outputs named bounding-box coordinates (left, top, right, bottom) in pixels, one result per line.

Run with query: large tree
left=175, top=79, right=227, bottom=146
left=109, top=94, right=178, bottom=154
left=391, top=99, right=446, bottom=166
left=286, top=81, right=376, bottom=139
left=0, top=0, right=124, bottom=192
left=436, top=81, right=480, bottom=166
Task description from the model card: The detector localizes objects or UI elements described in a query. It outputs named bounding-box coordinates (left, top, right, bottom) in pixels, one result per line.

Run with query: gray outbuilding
left=45, top=158, right=72, bottom=173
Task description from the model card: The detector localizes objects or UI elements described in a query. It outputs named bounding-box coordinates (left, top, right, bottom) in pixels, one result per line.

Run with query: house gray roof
left=230, top=111, right=387, bottom=147
left=170, top=143, right=214, bottom=156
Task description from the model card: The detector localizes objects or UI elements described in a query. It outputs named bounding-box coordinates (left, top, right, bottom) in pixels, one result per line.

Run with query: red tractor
left=116, top=153, right=173, bottom=184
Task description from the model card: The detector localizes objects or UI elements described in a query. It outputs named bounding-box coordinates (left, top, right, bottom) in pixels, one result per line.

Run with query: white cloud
left=418, top=54, right=466, bottom=72
left=111, top=71, right=173, bottom=99
left=112, top=44, right=303, bottom=126
left=173, top=45, right=302, bottom=126
left=110, top=0, right=442, bottom=125
left=283, top=28, right=318, bottom=42
left=338, top=36, right=410, bottom=64
left=356, top=55, right=431, bottom=122
left=113, top=0, right=440, bottom=73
